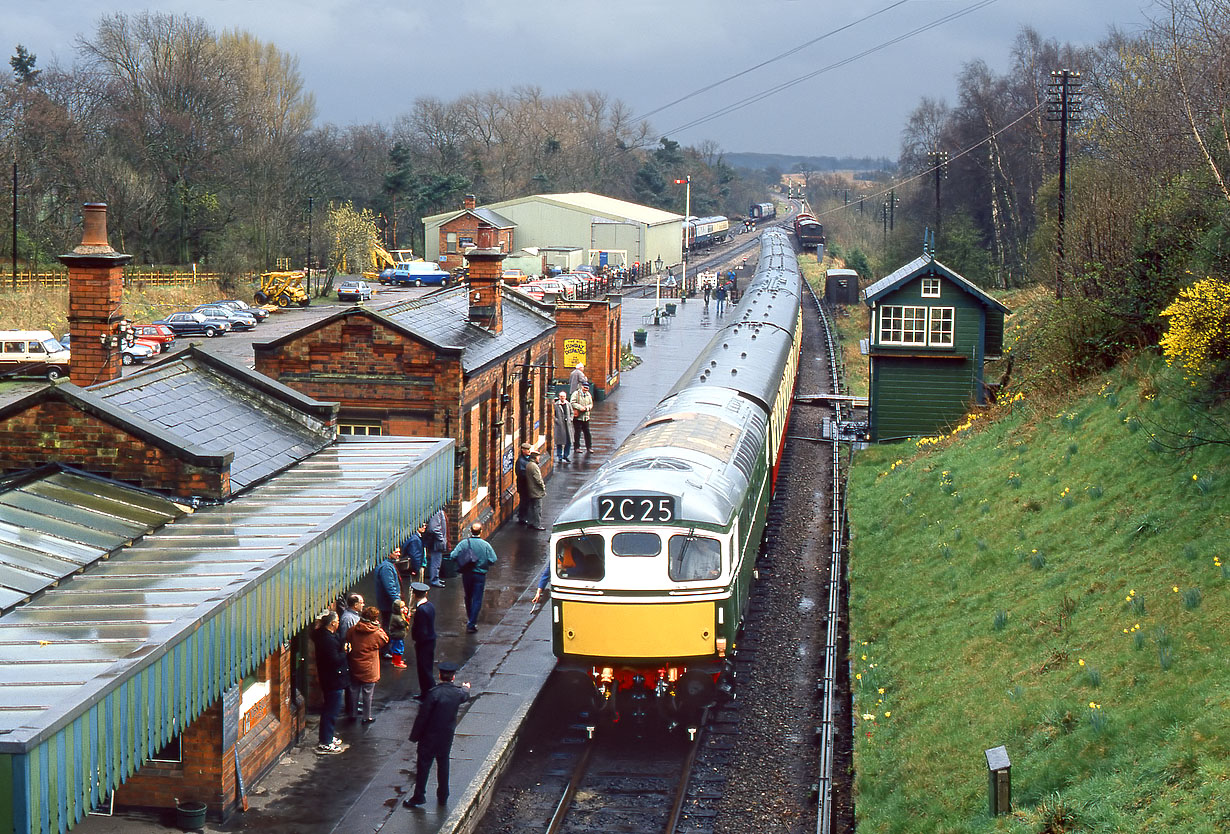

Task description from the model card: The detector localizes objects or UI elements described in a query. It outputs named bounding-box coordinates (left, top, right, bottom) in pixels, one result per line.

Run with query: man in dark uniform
left=403, top=662, right=471, bottom=808
left=514, top=442, right=531, bottom=525
left=409, top=582, right=436, bottom=700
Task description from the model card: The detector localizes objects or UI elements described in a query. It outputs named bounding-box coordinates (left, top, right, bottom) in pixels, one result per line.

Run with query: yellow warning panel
left=561, top=600, right=715, bottom=658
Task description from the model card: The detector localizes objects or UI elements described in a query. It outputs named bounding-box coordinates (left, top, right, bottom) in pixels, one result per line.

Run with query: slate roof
left=862, top=255, right=1010, bottom=312
left=379, top=285, right=556, bottom=375
left=429, top=207, right=517, bottom=230
left=91, top=347, right=337, bottom=492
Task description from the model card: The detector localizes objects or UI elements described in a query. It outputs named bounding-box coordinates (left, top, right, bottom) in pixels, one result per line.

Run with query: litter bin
left=633, top=329, right=647, bottom=346
left=665, top=303, right=677, bottom=316
left=176, top=800, right=207, bottom=831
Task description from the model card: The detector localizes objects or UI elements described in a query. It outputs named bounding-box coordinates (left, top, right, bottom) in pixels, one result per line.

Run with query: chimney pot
left=477, top=226, right=495, bottom=248
left=81, top=204, right=110, bottom=247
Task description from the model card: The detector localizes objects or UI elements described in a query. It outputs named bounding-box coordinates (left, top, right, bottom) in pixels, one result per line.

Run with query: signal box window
left=556, top=534, right=604, bottom=581
left=921, top=277, right=941, bottom=297
left=929, top=307, right=955, bottom=347
left=879, top=306, right=927, bottom=345
left=668, top=535, right=722, bottom=582
left=612, top=532, right=661, bottom=557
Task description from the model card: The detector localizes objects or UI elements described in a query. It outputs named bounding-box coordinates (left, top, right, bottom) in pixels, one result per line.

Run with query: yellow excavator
left=254, top=271, right=310, bottom=307
left=362, top=245, right=414, bottom=283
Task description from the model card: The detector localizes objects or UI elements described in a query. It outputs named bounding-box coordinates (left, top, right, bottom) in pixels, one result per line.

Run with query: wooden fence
left=1, top=268, right=227, bottom=290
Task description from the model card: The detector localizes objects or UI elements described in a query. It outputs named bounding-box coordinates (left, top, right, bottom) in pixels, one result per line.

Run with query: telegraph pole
left=928, top=151, right=949, bottom=241
left=306, top=196, right=314, bottom=291
left=889, top=188, right=898, bottom=231
left=11, top=161, right=16, bottom=290
left=1047, top=69, right=1082, bottom=299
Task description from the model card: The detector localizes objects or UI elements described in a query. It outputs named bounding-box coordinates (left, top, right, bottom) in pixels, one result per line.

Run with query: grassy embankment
left=0, top=284, right=230, bottom=335
left=846, top=356, right=1228, bottom=832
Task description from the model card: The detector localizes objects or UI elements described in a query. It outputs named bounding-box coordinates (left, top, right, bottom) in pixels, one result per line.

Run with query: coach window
left=668, top=534, right=722, bottom=582
left=556, top=534, right=604, bottom=581
left=611, top=532, right=661, bottom=557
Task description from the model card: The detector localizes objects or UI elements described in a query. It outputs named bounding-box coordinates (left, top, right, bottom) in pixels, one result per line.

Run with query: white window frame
left=921, top=277, right=942, bottom=297
left=878, top=304, right=955, bottom=348
left=878, top=305, right=927, bottom=345
left=446, top=232, right=458, bottom=254
left=929, top=307, right=955, bottom=347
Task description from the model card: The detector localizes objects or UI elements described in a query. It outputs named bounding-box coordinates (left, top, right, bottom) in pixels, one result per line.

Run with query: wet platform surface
left=71, top=291, right=746, bottom=834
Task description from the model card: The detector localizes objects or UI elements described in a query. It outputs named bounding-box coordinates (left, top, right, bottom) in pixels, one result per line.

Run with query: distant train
left=748, top=202, right=777, bottom=223
left=794, top=212, right=826, bottom=248
left=685, top=215, right=731, bottom=249
left=546, top=228, right=803, bottom=734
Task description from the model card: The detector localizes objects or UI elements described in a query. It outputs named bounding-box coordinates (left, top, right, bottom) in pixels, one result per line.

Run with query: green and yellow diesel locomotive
left=547, top=229, right=803, bottom=732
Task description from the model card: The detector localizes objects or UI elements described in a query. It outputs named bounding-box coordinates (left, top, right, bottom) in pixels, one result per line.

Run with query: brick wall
left=438, top=216, right=514, bottom=274
left=0, top=399, right=230, bottom=497
left=114, top=646, right=305, bottom=821
left=553, top=298, right=621, bottom=399
left=255, top=311, right=555, bottom=542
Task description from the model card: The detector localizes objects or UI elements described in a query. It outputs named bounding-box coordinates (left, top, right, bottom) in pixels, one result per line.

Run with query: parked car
left=131, top=323, right=177, bottom=352
left=336, top=280, right=373, bottom=301
left=526, top=279, right=574, bottom=299
left=213, top=299, right=269, bottom=321
left=193, top=304, right=257, bottom=331
left=501, top=268, right=528, bottom=285
left=389, top=261, right=450, bottom=287
left=517, top=282, right=547, bottom=301
left=154, top=312, right=232, bottom=338
left=62, top=333, right=159, bottom=363
left=377, top=267, right=396, bottom=284
left=0, top=330, right=70, bottom=380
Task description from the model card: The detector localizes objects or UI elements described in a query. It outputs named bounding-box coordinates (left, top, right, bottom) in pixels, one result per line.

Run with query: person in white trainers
left=311, top=610, right=349, bottom=753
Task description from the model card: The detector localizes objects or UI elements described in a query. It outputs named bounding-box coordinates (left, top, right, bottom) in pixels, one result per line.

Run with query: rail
left=802, top=277, right=848, bottom=834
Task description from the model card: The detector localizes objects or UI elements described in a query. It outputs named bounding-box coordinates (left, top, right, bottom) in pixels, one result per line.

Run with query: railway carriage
left=685, top=215, right=731, bottom=249
left=547, top=229, right=802, bottom=732
left=748, top=201, right=777, bottom=223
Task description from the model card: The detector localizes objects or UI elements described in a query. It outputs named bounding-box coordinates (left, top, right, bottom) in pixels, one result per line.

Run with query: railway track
left=476, top=236, right=851, bottom=834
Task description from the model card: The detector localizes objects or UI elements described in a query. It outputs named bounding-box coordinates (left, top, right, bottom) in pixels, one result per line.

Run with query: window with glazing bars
left=878, top=305, right=927, bottom=344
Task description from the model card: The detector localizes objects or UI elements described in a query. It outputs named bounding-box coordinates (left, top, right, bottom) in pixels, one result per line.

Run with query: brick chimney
left=463, top=194, right=476, bottom=210
left=58, top=204, right=132, bottom=386
left=467, top=225, right=505, bottom=332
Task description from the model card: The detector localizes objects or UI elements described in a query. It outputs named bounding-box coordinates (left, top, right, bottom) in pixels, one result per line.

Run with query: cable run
left=658, top=0, right=999, bottom=139
left=632, top=0, right=911, bottom=124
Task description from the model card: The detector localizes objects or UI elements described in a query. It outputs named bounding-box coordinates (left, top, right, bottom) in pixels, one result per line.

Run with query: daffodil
left=884, top=711, right=891, bottom=717
left=1078, top=659, right=1085, bottom=666
left=877, top=688, right=885, bottom=694
left=862, top=713, right=875, bottom=721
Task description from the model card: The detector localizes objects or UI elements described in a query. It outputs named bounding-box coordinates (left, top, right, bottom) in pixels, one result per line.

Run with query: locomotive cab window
left=668, top=534, right=722, bottom=582
left=556, top=534, right=605, bottom=581
left=612, top=532, right=661, bottom=557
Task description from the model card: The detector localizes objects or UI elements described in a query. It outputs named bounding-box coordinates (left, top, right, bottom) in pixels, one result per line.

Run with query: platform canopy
left=0, top=436, right=453, bottom=834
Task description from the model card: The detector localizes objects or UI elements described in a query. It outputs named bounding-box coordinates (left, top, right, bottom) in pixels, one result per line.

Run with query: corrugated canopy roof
left=0, top=467, right=189, bottom=614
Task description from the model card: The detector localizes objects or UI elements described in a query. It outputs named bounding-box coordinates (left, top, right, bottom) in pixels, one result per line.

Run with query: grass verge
left=847, top=356, right=1228, bottom=832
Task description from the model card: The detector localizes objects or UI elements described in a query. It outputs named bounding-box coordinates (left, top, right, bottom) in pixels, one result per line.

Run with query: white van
left=0, top=330, right=71, bottom=380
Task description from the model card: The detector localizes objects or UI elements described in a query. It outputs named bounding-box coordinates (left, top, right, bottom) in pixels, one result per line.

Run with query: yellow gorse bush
left=1159, top=276, right=1230, bottom=377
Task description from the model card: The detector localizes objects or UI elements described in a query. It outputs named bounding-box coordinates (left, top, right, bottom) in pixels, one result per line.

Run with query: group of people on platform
left=308, top=359, right=615, bottom=809
left=701, top=270, right=739, bottom=315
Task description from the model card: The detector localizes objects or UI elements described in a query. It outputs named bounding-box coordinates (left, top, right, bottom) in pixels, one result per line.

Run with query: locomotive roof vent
left=616, top=458, right=691, bottom=472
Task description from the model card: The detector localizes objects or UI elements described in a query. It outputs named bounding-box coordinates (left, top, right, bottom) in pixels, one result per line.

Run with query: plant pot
left=176, top=800, right=207, bottom=831
left=633, top=330, right=647, bottom=346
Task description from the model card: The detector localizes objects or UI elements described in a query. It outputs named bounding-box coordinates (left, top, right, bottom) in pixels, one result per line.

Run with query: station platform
left=72, top=292, right=741, bottom=834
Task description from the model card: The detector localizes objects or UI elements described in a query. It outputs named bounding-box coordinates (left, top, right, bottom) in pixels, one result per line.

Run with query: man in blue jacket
left=374, top=548, right=403, bottom=638
left=451, top=522, right=498, bottom=633
left=409, top=582, right=436, bottom=699
left=403, top=662, right=470, bottom=808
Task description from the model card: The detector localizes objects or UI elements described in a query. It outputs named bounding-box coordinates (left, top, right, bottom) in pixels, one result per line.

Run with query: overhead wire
left=658, top=0, right=1000, bottom=139
left=811, top=100, right=1046, bottom=220
left=632, top=0, right=912, bottom=124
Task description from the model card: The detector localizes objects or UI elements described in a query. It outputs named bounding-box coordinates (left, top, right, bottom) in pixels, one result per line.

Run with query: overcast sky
left=10, top=0, right=1151, bottom=160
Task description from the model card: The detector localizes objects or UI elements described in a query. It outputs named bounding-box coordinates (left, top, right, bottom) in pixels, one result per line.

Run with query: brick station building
left=0, top=205, right=452, bottom=833
left=254, top=231, right=557, bottom=540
